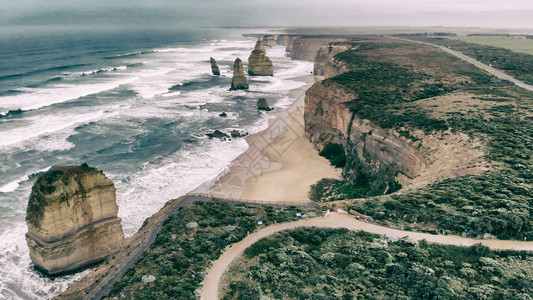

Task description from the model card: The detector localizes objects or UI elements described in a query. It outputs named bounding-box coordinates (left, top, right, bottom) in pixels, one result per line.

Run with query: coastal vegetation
left=310, top=38, right=533, bottom=240
left=398, top=34, right=533, bottom=85
left=106, top=201, right=320, bottom=299
left=222, top=228, right=533, bottom=299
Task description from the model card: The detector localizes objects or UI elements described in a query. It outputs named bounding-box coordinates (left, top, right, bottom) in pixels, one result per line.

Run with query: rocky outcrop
left=26, top=164, right=124, bottom=276
left=248, top=40, right=274, bottom=76
left=263, top=35, right=277, bottom=47
left=277, top=35, right=302, bottom=48
left=230, top=58, right=249, bottom=90
left=210, top=57, right=220, bottom=76
left=305, top=81, right=427, bottom=193
left=207, top=130, right=230, bottom=139
left=314, top=43, right=352, bottom=77
left=278, top=35, right=347, bottom=61
left=257, top=98, right=272, bottom=111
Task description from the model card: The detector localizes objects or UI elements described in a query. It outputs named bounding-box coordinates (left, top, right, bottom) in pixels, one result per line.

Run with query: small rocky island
left=230, top=58, right=249, bottom=90
left=26, top=164, right=124, bottom=276
left=210, top=57, right=220, bottom=76
left=248, top=39, right=273, bottom=76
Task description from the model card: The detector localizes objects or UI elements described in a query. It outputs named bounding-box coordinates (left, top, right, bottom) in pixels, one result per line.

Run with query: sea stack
left=210, top=57, right=220, bottom=76
left=231, top=58, right=249, bottom=90
left=25, top=164, right=124, bottom=276
left=257, top=98, right=272, bottom=111
left=248, top=39, right=274, bottom=76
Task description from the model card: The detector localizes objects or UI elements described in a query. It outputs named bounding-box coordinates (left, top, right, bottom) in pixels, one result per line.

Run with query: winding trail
left=201, top=211, right=533, bottom=300
left=390, top=36, right=533, bottom=92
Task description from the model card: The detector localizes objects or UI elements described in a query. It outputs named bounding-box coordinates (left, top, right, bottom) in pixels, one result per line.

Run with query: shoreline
left=205, top=75, right=341, bottom=203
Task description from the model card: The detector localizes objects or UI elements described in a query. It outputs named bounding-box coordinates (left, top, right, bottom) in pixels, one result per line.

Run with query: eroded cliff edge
left=26, top=165, right=124, bottom=276
left=305, top=80, right=427, bottom=193
left=304, top=36, right=490, bottom=195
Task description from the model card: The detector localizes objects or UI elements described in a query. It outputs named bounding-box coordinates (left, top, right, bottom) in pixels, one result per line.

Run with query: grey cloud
left=0, top=0, right=532, bottom=29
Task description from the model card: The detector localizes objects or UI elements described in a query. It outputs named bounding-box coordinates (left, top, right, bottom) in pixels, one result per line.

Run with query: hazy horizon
left=1, top=0, right=532, bottom=31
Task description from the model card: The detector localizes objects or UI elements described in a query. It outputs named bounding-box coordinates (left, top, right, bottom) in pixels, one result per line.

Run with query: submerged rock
left=248, top=40, right=274, bottom=76
left=25, top=164, right=124, bottom=276
left=210, top=57, right=220, bottom=76
left=230, top=58, right=249, bottom=90
left=257, top=98, right=272, bottom=111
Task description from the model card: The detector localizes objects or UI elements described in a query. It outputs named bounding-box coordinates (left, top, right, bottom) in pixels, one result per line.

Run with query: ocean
left=0, top=27, right=313, bottom=299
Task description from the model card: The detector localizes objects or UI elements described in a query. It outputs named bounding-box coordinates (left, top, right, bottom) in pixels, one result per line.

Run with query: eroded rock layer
left=210, top=57, right=220, bottom=76
left=231, top=58, right=249, bottom=90
left=26, top=165, right=124, bottom=275
left=305, top=81, right=427, bottom=193
left=263, top=35, right=277, bottom=47
left=248, top=40, right=274, bottom=76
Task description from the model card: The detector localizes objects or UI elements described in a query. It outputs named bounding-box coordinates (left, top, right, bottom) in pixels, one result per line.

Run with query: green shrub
left=222, top=228, right=533, bottom=299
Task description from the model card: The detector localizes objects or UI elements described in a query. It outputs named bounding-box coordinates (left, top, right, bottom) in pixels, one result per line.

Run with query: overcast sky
left=1, top=0, right=532, bottom=29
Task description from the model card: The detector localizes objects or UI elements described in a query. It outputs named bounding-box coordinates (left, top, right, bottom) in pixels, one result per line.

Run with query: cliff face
left=305, top=81, right=427, bottom=192
left=26, top=165, right=124, bottom=275
left=314, top=43, right=352, bottom=77
left=248, top=40, right=274, bottom=76
left=210, top=57, right=220, bottom=76
left=277, top=35, right=346, bottom=61
left=262, top=35, right=277, bottom=47
left=231, top=58, right=249, bottom=90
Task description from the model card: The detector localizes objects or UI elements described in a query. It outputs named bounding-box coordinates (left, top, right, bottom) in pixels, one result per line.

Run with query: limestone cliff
left=314, top=43, right=352, bottom=77
left=248, top=40, right=274, bottom=76
left=305, top=81, right=427, bottom=193
left=231, top=58, right=249, bottom=90
left=304, top=40, right=490, bottom=194
left=26, top=165, right=124, bottom=275
left=263, top=35, right=277, bottom=47
left=210, top=57, right=220, bottom=76
left=277, top=35, right=346, bottom=61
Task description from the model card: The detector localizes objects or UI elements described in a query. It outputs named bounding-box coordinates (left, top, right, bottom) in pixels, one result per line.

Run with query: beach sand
left=206, top=76, right=341, bottom=203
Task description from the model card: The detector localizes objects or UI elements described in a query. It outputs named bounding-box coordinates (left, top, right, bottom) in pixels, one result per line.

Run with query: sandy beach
left=206, top=75, right=341, bottom=203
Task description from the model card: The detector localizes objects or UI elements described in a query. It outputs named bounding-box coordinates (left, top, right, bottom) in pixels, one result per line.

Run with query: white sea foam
left=115, top=138, right=249, bottom=236
left=0, top=222, right=88, bottom=299
left=0, top=167, right=51, bottom=194
left=0, top=76, right=138, bottom=113
left=0, top=37, right=315, bottom=299
left=0, top=110, right=117, bottom=148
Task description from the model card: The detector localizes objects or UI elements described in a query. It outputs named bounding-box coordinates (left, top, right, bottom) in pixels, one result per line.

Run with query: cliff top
left=26, top=164, right=106, bottom=227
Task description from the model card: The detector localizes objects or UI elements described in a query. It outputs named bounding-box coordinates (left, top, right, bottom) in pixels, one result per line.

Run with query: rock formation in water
left=210, top=57, right=220, bottom=76
left=257, top=98, right=272, bottom=111
left=207, top=130, right=230, bottom=139
left=230, top=58, right=249, bottom=90
left=263, top=35, right=277, bottom=47
left=26, top=164, right=124, bottom=276
left=248, top=40, right=274, bottom=76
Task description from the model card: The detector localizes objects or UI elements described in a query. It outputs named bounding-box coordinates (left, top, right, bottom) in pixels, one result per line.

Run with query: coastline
left=206, top=75, right=341, bottom=202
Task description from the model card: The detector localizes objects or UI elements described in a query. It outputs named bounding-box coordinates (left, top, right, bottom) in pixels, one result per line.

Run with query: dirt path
left=201, top=211, right=533, bottom=300
left=390, top=36, right=533, bottom=92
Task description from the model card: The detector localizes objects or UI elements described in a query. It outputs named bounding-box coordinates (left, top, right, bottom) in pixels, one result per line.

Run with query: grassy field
left=450, top=36, right=533, bottom=55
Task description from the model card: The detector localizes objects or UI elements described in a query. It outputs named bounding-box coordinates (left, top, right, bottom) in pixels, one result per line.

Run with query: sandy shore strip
left=206, top=75, right=341, bottom=203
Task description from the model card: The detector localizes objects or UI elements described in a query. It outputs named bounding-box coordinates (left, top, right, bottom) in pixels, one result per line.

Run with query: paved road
left=201, top=211, right=533, bottom=300
left=390, top=36, right=533, bottom=92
